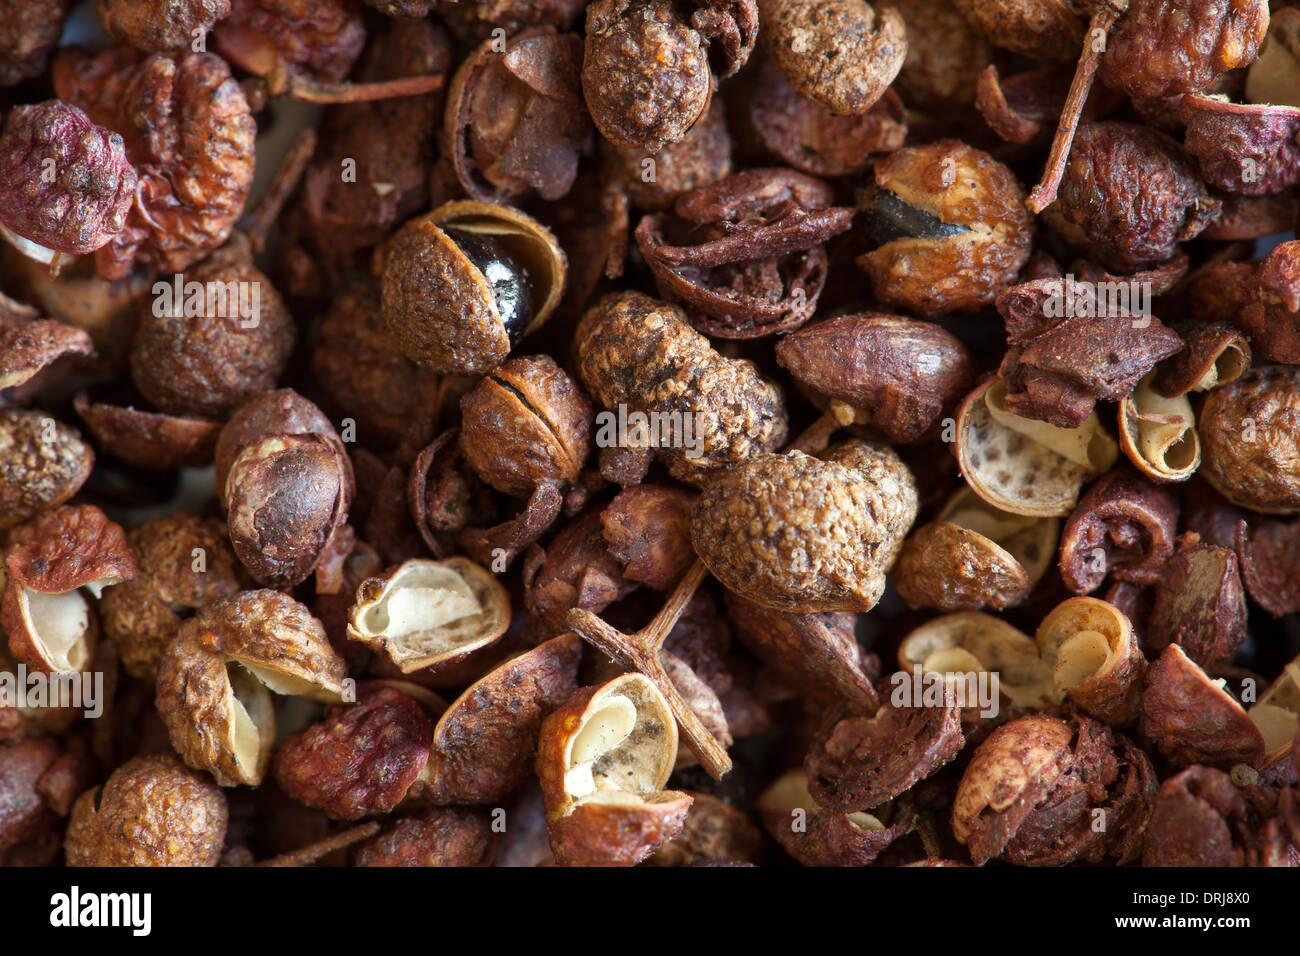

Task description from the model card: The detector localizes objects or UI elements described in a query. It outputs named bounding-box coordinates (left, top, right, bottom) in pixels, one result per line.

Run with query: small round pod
left=1036, top=597, right=1145, bottom=727
left=952, top=0, right=1086, bottom=61
left=73, top=392, right=222, bottom=471
left=954, top=378, right=1119, bottom=518
left=1139, top=643, right=1266, bottom=769
left=1247, top=656, right=1300, bottom=777
left=155, top=590, right=349, bottom=787
left=0, top=408, right=93, bottom=529
left=755, top=768, right=913, bottom=867
left=854, top=140, right=1033, bottom=315
left=581, top=0, right=713, bottom=154
left=536, top=672, right=691, bottom=866
left=1198, top=366, right=1300, bottom=515
left=223, top=434, right=349, bottom=590
left=380, top=201, right=566, bottom=375
left=602, top=97, right=732, bottom=211
left=459, top=354, right=591, bottom=497
left=347, top=557, right=509, bottom=680
left=354, top=807, right=497, bottom=867
left=422, top=634, right=582, bottom=805
left=691, top=445, right=918, bottom=614
left=98, top=513, right=242, bottom=681
left=64, top=754, right=227, bottom=867
left=98, top=0, right=232, bottom=53
left=896, top=611, right=1057, bottom=713
left=893, top=486, right=1060, bottom=611
left=1117, top=371, right=1200, bottom=483
left=766, top=0, right=907, bottom=116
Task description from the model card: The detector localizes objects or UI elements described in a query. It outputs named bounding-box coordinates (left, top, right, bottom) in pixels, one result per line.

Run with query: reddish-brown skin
left=524, top=511, right=638, bottom=638
left=98, top=514, right=242, bottom=680
left=645, top=792, right=764, bottom=866
left=310, top=280, right=442, bottom=453
left=725, top=595, right=878, bottom=711
left=1042, top=122, right=1219, bottom=273
left=582, top=0, right=712, bottom=153
left=4, top=503, right=136, bottom=592
left=0, top=0, right=69, bottom=85
left=1101, top=0, right=1269, bottom=99
left=216, top=0, right=365, bottom=81
left=1058, top=468, right=1180, bottom=593
left=0, top=102, right=137, bottom=255
left=1139, top=644, right=1265, bottom=768
left=73, top=392, right=223, bottom=471
left=1148, top=538, right=1248, bottom=665
left=98, top=0, right=232, bottom=52
left=1152, top=321, right=1249, bottom=398
left=777, top=313, right=975, bottom=443
left=758, top=799, right=915, bottom=867
left=953, top=0, right=1086, bottom=61
left=1199, top=366, right=1300, bottom=515
left=447, top=29, right=592, bottom=203
left=354, top=807, right=497, bottom=866
left=214, top=389, right=350, bottom=500
left=1180, top=96, right=1300, bottom=196
left=600, top=484, right=697, bottom=590
left=806, top=691, right=964, bottom=811
left=749, top=62, right=905, bottom=178
left=548, top=791, right=693, bottom=866
left=436, top=0, right=587, bottom=44
left=0, top=314, right=94, bottom=396
left=1141, top=765, right=1249, bottom=866
left=607, top=98, right=732, bottom=210
left=0, top=410, right=93, bottom=530
left=54, top=47, right=257, bottom=279
left=460, top=354, right=592, bottom=497
left=426, top=634, right=582, bottom=805
left=1236, top=518, right=1300, bottom=617
left=894, top=522, right=1032, bottom=612
left=0, top=738, right=62, bottom=852
left=274, top=686, right=433, bottom=821
left=129, top=259, right=296, bottom=420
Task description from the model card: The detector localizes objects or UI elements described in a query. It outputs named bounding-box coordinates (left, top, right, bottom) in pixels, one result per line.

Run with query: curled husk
left=536, top=672, right=691, bottom=866
left=1198, top=366, right=1300, bottom=515
left=757, top=768, right=914, bottom=867
left=955, top=377, right=1119, bottom=518
left=347, top=557, right=509, bottom=679
left=1058, top=467, right=1179, bottom=593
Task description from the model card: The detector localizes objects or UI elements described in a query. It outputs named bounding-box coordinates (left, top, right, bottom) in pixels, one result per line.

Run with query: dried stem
left=256, top=821, right=381, bottom=867
left=242, top=127, right=319, bottom=253
left=1025, top=5, right=1125, bottom=214
left=567, top=561, right=732, bottom=778
left=265, top=63, right=445, bottom=104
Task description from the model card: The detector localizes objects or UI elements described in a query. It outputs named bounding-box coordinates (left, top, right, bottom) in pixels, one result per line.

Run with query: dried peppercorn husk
left=1100, top=0, right=1270, bottom=100
left=855, top=140, right=1034, bottom=315
left=54, top=46, right=257, bottom=280
left=747, top=60, right=906, bottom=178
left=1235, top=517, right=1300, bottom=616
left=952, top=0, right=1086, bottom=61
left=1141, top=765, right=1254, bottom=866
left=1139, top=643, right=1266, bottom=769
left=1041, top=122, right=1220, bottom=274
left=446, top=28, right=593, bottom=203
left=0, top=0, right=68, bottom=86
left=574, top=291, right=788, bottom=487
left=581, top=0, right=716, bottom=154
left=287, top=16, right=451, bottom=285
left=876, top=0, right=995, bottom=113
left=776, top=313, right=975, bottom=444
left=994, top=277, right=1183, bottom=430
left=952, top=711, right=1156, bottom=866
left=215, top=0, right=365, bottom=84
left=1147, top=534, right=1248, bottom=666
left=0, top=102, right=138, bottom=267
left=1058, top=467, right=1179, bottom=593
left=635, top=168, right=854, bottom=337
left=1152, top=321, right=1250, bottom=398
left=690, top=444, right=918, bottom=614
left=604, top=97, right=732, bottom=211
left=98, top=0, right=232, bottom=52
left=1199, top=366, right=1300, bottom=515
left=435, top=0, right=587, bottom=44
left=1180, top=95, right=1300, bottom=196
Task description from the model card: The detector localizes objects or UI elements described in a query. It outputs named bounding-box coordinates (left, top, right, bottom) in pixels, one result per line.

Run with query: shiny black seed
left=446, top=228, right=535, bottom=346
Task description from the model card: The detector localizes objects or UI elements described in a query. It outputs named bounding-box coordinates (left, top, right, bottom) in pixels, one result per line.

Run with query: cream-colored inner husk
left=358, top=562, right=486, bottom=666
left=226, top=662, right=273, bottom=775
left=941, top=489, right=1059, bottom=584
left=564, top=678, right=676, bottom=806
left=25, top=589, right=90, bottom=672
left=985, top=382, right=1118, bottom=470
left=1126, top=373, right=1198, bottom=476
left=759, top=770, right=886, bottom=832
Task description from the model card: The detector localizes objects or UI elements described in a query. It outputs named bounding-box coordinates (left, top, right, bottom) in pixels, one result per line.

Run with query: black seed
left=446, top=227, right=535, bottom=346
